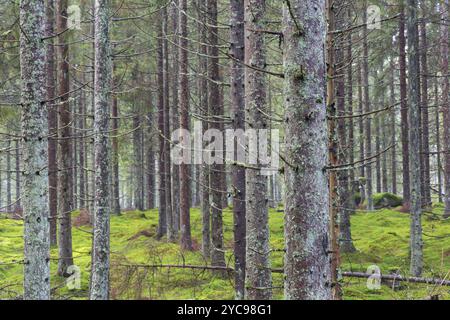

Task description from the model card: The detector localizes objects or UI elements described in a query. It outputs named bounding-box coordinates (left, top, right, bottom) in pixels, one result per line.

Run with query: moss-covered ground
left=1, top=204, right=450, bottom=300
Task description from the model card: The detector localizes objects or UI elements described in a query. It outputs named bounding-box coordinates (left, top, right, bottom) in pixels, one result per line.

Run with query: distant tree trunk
left=157, top=16, right=167, bottom=238
left=163, top=8, right=175, bottom=241
left=20, top=0, right=50, bottom=300
left=171, top=0, right=180, bottom=232
left=407, top=0, right=423, bottom=276
left=230, top=0, right=246, bottom=300
left=420, top=13, right=431, bottom=207
left=78, top=71, right=86, bottom=211
left=208, top=0, right=226, bottom=267
left=111, top=65, right=121, bottom=215
left=357, top=58, right=365, bottom=204
left=381, top=92, right=389, bottom=193
left=327, top=0, right=342, bottom=299
left=90, top=0, right=112, bottom=300
left=435, top=76, right=443, bottom=203
left=179, top=0, right=193, bottom=250
left=45, top=0, right=57, bottom=245
left=6, top=138, right=11, bottom=212
left=362, top=2, right=373, bottom=210
left=390, top=58, right=397, bottom=194
left=198, top=0, right=210, bottom=258
left=15, top=139, right=21, bottom=210
left=441, top=0, right=450, bottom=218
left=339, top=3, right=356, bottom=254
left=399, top=7, right=411, bottom=209
left=146, top=91, right=155, bottom=210
left=283, top=0, right=332, bottom=300
left=132, top=101, right=144, bottom=211
left=244, top=0, right=271, bottom=300
left=56, top=0, right=74, bottom=276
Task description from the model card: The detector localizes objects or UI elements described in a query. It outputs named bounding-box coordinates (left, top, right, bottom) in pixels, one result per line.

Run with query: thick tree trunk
left=407, top=0, right=423, bottom=277
left=56, top=0, right=74, bottom=276
left=20, top=0, right=50, bottom=300
left=244, top=0, right=271, bottom=300
left=283, top=0, right=332, bottom=300
left=230, top=0, right=246, bottom=300
left=90, top=0, right=112, bottom=300
left=79, top=71, right=87, bottom=211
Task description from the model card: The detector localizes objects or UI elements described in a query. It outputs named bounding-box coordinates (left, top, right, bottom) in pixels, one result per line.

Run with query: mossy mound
left=372, top=193, right=403, bottom=209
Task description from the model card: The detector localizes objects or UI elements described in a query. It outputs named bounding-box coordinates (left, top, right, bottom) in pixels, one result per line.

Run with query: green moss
left=1, top=205, right=450, bottom=300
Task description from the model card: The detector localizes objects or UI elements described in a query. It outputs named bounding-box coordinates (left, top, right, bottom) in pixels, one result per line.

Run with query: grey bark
left=407, top=0, right=423, bottom=277
left=244, top=0, right=271, bottom=300
left=20, top=0, right=51, bottom=300
left=90, top=0, right=112, bottom=300
left=282, top=0, right=332, bottom=300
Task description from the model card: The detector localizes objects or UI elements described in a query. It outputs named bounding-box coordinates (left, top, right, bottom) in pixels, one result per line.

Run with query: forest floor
left=1, top=204, right=450, bottom=300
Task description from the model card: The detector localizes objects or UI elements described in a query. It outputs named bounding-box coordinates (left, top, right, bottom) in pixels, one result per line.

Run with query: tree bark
left=208, top=0, right=226, bottom=267
left=407, top=0, right=423, bottom=277
left=56, top=0, right=74, bottom=276
left=20, top=0, right=51, bottom=300
left=244, top=0, right=271, bottom=300
left=283, top=0, right=332, bottom=300
left=230, top=0, right=246, bottom=300
left=90, top=0, right=112, bottom=300
left=179, top=0, right=193, bottom=250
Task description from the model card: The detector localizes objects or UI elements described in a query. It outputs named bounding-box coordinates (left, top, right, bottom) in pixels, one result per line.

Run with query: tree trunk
left=407, top=0, right=423, bottom=277
left=435, top=76, right=443, bottom=203
left=20, top=0, right=51, bottom=300
left=179, top=0, right=193, bottom=250
left=157, top=15, right=167, bottom=238
left=244, top=0, right=271, bottom=300
left=198, top=0, right=210, bottom=259
left=362, top=2, right=373, bottom=210
left=46, top=0, right=57, bottom=246
left=230, top=0, right=246, bottom=300
left=399, top=7, right=411, bottom=209
left=441, top=0, right=450, bottom=218
left=208, top=0, right=226, bottom=267
left=390, top=58, right=397, bottom=194
left=420, top=12, right=431, bottom=207
left=283, top=0, right=332, bottom=300
left=90, top=0, right=112, bottom=300
left=56, top=0, right=74, bottom=276
left=111, top=65, right=121, bottom=215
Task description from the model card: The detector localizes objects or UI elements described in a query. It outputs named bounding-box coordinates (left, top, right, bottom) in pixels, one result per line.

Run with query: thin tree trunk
left=208, top=0, right=226, bottom=268
left=407, top=0, right=423, bottom=277
left=157, top=15, right=167, bottom=238
left=283, top=0, right=332, bottom=300
left=390, top=58, right=397, bottom=194
left=111, top=65, right=121, bottom=215
left=90, top=0, right=112, bottom=300
left=198, top=0, right=210, bottom=259
left=20, top=0, right=50, bottom=300
left=441, top=0, right=450, bottom=218
left=420, top=12, right=431, bottom=207
left=179, top=0, right=193, bottom=250
left=399, top=7, right=411, bottom=209
left=244, top=0, right=271, bottom=300
left=7, top=137, right=11, bottom=213
left=56, top=0, right=74, bottom=276
left=362, top=1, right=373, bottom=210
left=230, top=0, right=246, bottom=300
left=435, top=76, right=443, bottom=203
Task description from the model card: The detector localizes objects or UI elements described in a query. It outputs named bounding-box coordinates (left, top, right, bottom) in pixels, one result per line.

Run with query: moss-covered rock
left=372, top=193, right=403, bottom=209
